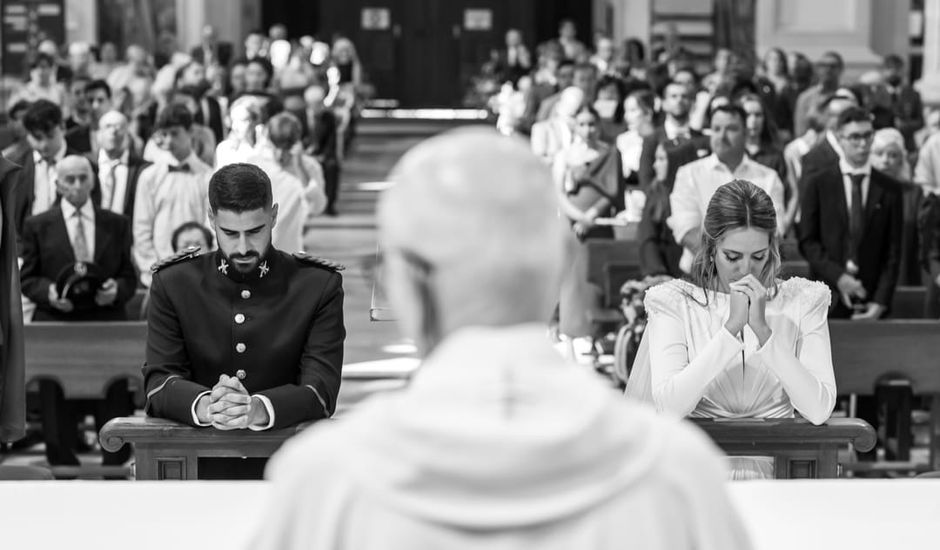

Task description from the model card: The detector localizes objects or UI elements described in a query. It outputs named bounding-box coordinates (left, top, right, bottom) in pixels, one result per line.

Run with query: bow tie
left=168, top=163, right=191, bottom=173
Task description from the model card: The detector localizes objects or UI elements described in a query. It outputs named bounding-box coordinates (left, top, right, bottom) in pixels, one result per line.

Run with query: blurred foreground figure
left=246, top=128, right=751, bottom=550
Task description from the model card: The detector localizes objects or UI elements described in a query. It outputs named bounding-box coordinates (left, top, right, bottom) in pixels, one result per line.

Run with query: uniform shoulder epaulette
left=292, top=252, right=345, bottom=272
left=151, top=246, right=201, bottom=273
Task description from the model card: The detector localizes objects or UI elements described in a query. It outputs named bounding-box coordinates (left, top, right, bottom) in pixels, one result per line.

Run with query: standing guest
left=628, top=180, right=836, bottom=479
left=616, top=88, right=656, bottom=188
left=738, top=93, right=795, bottom=229
left=493, top=28, right=531, bottom=85
left=592, top=76, right=626, bottom=143
left=65, top=79, right=112, bottom=154
left=783, top=98, right=824, bottom=202
left=793, top=51, right=843, bottom=138
left=133, top=104, right=212, bottom=286
left=556, top=19, right=587, bottom=62
left=760, top=48, right=796, bottom=137
left=536, top=63, right=596, bottom=122
left=637, top=81, right=709, bottom=189
left=189, top=25, right=233, bottom=68
left=64, top=76, right=91, bottom=130
left=94, top=110, right=150, bottom=219
left=553, top=105, right=624, bottom=343
left=798, top=107, right=903, bottom=320
left=176, top=60, right=225, bottom=144
left=143, top=163, right=345, bottom=479
left=171, top=221, right=213, bottom=253
left=798, top=92, right=858, bottom=182
left=13, top=100, right=87, bottom=238
left=669, top=104, right=786, bottom=274
left=19, top=155, right=136, bottom=466
left=246, top=127, right=750, bottom=550
left=589, top=35, right=616, bottom=75
left=303, top=83, right=341, bottom=216
left=881, top=54, right=923, bottom=152
left=1, top=100, right=33, bottom=164
left=531, top=87, right=583, bottom=165
left=216, top=96, right=262, bottom=168
left=252, top=113, right=312, bottom=252
left=869, top=128, right=922, bottom=286
left=9, top=54, right=67, bottom=106
left=0, top=152, right=25, bottom=445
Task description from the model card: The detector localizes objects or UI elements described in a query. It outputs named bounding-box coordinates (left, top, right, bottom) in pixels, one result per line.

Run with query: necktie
left=105, top=159, right=119, bottom=211
left=72, top=210, right=91, bottom=262
left=168, top=163, right=191, bottom=173
left=849, top=173, right=865, bottom=259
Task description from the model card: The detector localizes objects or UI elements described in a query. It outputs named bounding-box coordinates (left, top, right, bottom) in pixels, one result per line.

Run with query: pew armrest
left=692, top=417, right=877, bottom=453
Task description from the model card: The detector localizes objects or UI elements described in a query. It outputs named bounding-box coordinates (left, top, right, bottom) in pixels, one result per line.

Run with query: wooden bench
left=584, top=239, right=641, bottom=327
left=24, top=322, right=147, bottom=402
left=830, top=320, right=940, bottom=470
left=692, top=418, right=875, bottom=478
left=889, top=286, right=927, bottom=319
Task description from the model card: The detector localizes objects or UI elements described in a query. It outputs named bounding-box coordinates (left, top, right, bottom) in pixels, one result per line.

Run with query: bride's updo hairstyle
left=689, top=179, right=781, bottom=298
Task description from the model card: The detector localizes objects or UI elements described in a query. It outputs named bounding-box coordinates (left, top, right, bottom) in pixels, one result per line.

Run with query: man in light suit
left=19, top=155, right=136, bottom=466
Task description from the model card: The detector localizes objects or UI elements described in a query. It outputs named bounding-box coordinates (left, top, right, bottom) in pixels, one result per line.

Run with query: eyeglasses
left=840, top=131, right=873, bottom=144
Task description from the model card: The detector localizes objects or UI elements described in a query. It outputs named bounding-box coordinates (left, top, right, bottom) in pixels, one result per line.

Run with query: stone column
left=65, top=0, right=97, bottom=45
left=598, top=0, right=651, bottom=51
left=917, top=0, right=940, bottom=106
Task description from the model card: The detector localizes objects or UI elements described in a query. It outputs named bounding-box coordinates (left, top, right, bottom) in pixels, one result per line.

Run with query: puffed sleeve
left=646, top=283, right=744, bottom=417
left=751, top=279, right=836, bottom=425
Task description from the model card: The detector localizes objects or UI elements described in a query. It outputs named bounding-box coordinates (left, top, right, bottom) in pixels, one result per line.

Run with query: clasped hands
left=47, top=278, right=118, bottom=312
left=196, top=374, right=269, bottom=430
left=836, top=273, right=883, bottom=320
left=725, top=274, right=772, bottom=347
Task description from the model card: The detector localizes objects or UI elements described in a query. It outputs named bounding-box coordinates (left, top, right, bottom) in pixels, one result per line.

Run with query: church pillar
left=917, top=0, right=940, bottom=105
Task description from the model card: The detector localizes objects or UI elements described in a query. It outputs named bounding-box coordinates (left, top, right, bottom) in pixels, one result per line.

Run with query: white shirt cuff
left=191, top=390, right=212, bottom=426
left=248, top=394, right=276, bottom=431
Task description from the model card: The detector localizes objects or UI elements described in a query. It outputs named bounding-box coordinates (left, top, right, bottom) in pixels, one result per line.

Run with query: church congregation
left=0, top=1, right=939, bottom=548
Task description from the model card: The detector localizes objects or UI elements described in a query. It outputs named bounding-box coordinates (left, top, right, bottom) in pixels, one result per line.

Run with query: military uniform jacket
left=143, top=248, right=345, bottom=429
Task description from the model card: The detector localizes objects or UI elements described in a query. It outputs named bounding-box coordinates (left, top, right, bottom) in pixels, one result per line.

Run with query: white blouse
left=643, top=277, right=837, bottom=425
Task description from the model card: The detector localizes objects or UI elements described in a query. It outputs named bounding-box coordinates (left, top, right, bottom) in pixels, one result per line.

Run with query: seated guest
left=668, top=104, right=786, bottom=274
left=553, top=105, right=624, bottom=342
left=19, top=155, right=136, bottom=466
left=94, top=110, right=150, bottom=219
left=143, top=163, right=345, bottom=479
left=64, top=79, right=112, bottom=154
left=171, top=221, right=213, bottom=253
left=245, top=127, right=750, bottom=549
left=133, top=104, right=212, bottom=286
left=798, top=107, right=903, bottom=320
left=628, top=179, right=836, bottom=479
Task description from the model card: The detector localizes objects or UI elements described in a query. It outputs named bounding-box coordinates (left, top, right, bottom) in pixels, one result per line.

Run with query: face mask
left=594, top=99, right=618, bottom=119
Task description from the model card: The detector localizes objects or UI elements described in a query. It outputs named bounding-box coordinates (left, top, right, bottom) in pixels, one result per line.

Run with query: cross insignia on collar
left=258, top=261, right=269, bottom=278
left=218, top=259, right=228, bottom=275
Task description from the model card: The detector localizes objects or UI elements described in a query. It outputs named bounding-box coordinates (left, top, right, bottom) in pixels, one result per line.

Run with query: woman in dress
left=553, top=105, right=624, bottom=341
left=626, top=179, right=836, bottom=479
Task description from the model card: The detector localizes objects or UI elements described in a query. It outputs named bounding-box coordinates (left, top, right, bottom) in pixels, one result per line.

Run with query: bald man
left=20, top=155, right=136, bottom=466
left=93, top=110, right=150, bottom=219
left=247, top=128, right=752, bottom=550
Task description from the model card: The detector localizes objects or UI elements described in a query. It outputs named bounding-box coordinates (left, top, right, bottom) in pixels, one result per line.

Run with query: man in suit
left=189, top=25, right=233, bottom=68
left=93, top=110, right=149, bottom=219
left=798, top=106, right=903, bottom=320
left=637, top=81, right=710, bottom=189
left=881, top=54, right=924, bottom=152
left=13, top=100, right=91, bottom=241
left=65, top=79, right=113, bottom=155
left=798, top=92, right=858, bottom=184
left=19, top=155, right=136, bottom=466
left=492, top=28, right=531, bottom=85
left=176, top=61, right=224, bottom=143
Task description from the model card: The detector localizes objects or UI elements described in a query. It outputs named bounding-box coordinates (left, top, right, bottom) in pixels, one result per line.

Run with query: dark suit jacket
left=637, top=126, right=710, bottom=189
left=195, top=96, right=224, bottom=144
left=189, top=42, right=233, bottom=68
left=797, top=137, right=840, bottom=196
left=891, top=85, right=924, bottom=151
left=20, top=205, right=137, bottom=321
left=86, top=152, right=151, bottom=220
left=65, top=125, right=93, bottom=154
left=797, top=167, right=903, bottom=316
left=10, top=147, right=99, bottom=243
left=305, top=110, right=339, bottom=167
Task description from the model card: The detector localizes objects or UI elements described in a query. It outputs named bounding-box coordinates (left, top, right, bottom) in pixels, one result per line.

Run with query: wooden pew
left=890, top=286, right=927, bottom=319
left=24, top=322, right=147, bottom=401
left=101, top=363, right=414, bottom=480
left=692, top=418, right=875, bottom=478
left=830, top=320, right=940, bottom=470
left=584, top=239, right=641, bottom=327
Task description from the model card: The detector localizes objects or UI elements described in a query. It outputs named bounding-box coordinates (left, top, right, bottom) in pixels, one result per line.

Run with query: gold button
left=234, top=313, right=245, bottom=324
left=241, top=290, right=251, bottom=299
left=235, top=343, right=246, bottom=353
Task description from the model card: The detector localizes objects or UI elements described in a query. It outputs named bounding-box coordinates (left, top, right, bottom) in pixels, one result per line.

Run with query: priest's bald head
left=378, top=127, right=564, bottom=356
